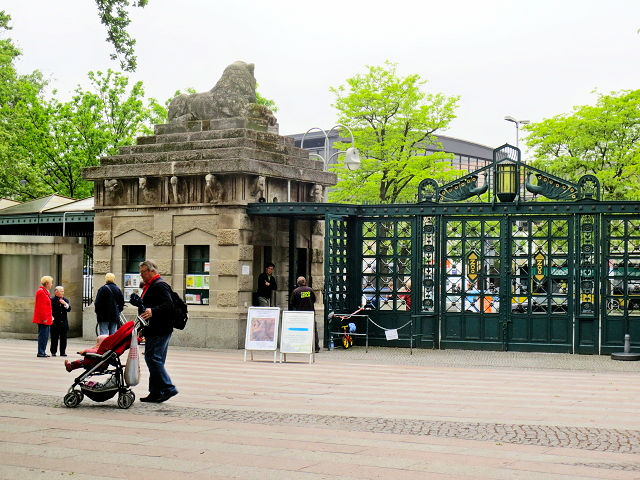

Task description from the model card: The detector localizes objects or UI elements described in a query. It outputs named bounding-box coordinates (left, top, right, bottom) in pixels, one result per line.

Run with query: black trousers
left=50, top=322, right=68, bottom=355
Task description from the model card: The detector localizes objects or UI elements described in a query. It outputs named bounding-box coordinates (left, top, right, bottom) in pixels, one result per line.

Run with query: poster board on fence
left=244, top=307, right=280, bottom=351
left=280, top=310, right=315, bottom=354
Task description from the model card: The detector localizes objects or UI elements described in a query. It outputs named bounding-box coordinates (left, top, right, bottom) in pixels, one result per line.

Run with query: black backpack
left=170, top=290, right=189, bottom=330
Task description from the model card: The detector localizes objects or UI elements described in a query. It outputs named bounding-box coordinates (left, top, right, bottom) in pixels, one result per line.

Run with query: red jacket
left=32, top=286, right=53, bottom=325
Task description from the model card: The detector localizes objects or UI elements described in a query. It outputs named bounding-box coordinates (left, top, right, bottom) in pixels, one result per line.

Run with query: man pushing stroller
left=134, top=260, right=179, bottom=404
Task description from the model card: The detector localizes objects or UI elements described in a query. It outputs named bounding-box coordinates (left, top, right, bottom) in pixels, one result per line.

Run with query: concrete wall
left=0, top=235, right=84, bottom=339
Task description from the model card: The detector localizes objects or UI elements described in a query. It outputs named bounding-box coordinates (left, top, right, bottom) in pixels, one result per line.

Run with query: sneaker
left=156, top=390, right=178, bottom=403
left=37, top=354, right=50, bottom=358
left=60, top=354, right=67, bottom=357
left=51, top=353, right=56, bottom=357
left=140, top=394, right=162, bottom=403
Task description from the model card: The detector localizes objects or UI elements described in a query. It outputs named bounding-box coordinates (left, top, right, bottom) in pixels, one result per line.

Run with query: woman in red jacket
left=33, top=275, right=53, bottom=357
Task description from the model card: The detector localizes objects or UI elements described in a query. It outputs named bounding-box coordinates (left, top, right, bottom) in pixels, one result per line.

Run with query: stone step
left=101, top=147, right=322, bottom=170
left=121, top=136, right=302, bottom=158
left=137, top=127, right=294, bottom=147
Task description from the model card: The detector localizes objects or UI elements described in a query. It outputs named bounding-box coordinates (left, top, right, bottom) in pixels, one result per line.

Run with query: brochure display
left=123, top=273, right=143, bottom=300
left=185, top=274, right=210, bottom=305
left=279, top=310, right=315, bottom=363
left=243, top=307, right=280, bottom=363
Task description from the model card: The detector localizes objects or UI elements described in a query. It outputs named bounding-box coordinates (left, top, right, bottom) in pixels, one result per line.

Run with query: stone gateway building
left=82, top=61, right=335, bottom=348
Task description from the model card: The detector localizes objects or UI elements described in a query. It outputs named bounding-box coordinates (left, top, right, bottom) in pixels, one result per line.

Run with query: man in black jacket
left=256, top=262, right=277, bottom=306
left=289, top=276, right=319, bottom=353
left=50, top=286, right=71, bottom=356
left=138, top=260, right=178, bottom=403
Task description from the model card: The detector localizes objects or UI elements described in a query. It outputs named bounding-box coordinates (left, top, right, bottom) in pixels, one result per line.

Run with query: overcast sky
left=4, top=0, right=640, bottom=156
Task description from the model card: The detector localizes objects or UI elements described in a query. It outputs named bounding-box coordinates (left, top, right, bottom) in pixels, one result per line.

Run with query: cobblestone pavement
left=1, top=338, right=640, bottom=479
left=2, top=389, right=639, bottom=456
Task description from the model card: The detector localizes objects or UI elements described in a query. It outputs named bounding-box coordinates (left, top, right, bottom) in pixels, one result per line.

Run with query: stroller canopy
left=97, top=321, right=134, bottom=355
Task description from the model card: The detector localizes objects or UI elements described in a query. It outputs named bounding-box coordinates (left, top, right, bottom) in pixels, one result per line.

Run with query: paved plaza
left=0, top=337, right=639, bottom=479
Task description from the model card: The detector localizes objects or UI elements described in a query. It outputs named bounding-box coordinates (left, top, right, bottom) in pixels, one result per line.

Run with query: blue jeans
left=37, top=324, right=50, bottom=356
left=144, top=333, right=177, bottom=397
left=98, top=321, right=118, bottom=335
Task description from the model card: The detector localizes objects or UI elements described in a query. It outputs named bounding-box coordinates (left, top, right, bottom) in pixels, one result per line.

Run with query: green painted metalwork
left=324, top=215, right=350, bottom=314
left=601, top=216, right=640, bottom=353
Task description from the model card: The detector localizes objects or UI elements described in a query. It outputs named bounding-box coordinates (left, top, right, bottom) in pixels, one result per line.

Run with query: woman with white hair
left=32, top=275, right=53, bottom=357
left=94, top=273, right=125, bottom=335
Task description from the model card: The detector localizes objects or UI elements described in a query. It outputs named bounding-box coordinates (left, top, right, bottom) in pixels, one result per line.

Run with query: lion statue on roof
left=168, top=61, right=276, bottom=127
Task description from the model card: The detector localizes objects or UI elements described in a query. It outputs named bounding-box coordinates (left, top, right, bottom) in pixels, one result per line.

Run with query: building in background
left=289, top=131, right=493, bottom=174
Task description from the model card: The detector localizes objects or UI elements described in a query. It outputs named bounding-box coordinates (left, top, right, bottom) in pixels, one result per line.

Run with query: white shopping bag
left=124, top=325, right=140, bottom=386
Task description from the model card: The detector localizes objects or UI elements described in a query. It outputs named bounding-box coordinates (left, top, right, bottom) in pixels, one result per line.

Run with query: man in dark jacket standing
left=138, top=260, right=178, bottom=403
left=289, top=276, right=319, bottom=352
left=50, top=286, right=71, bottom=357
left=256, top=262, right=277, bottom=306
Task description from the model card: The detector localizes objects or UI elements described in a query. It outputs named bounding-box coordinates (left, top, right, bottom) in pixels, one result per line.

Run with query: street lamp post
left=504, top=116, right=530, bottom=149
left=300, top=125, right=360, bottom=171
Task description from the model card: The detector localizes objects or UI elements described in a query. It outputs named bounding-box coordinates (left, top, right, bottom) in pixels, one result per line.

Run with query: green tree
left=524, top=89, right=640, bottom=200
left=94, top=0, right=148, bottom=72
left=0, top=11, right=50, bottom=199
left=2, top=68, right=162, bottom=199
left=329, top=61, right=460, bottom=204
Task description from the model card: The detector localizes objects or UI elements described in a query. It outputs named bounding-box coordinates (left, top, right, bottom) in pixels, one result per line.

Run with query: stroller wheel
left=64, top=391, right=81, bottom=408
left=117, top=391, right=135, bottom=409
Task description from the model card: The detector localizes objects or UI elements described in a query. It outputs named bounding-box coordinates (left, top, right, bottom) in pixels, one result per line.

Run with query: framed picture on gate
left=244, top=307, right=280, bottom=352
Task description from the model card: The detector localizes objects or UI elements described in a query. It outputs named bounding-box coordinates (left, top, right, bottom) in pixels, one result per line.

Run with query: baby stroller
left=63, top=317, right=147, bottom=409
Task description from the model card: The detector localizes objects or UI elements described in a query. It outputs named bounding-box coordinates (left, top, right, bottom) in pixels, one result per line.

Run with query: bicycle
left=328, top=307, right=364, bottom=349
left=340, top=323, right=356, bottom=349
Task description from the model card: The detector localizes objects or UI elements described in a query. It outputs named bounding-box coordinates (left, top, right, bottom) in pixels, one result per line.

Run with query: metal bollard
left=611, top=333, right=640, bottom=361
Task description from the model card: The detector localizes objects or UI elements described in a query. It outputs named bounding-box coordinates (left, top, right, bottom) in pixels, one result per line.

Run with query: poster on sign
left=280, top=311, right=315, bottom=354
left=245, top=307, right=280, bottom=351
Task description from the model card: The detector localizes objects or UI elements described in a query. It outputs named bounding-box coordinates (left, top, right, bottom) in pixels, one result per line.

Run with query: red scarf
left=141, top=274, right=161, bottom=298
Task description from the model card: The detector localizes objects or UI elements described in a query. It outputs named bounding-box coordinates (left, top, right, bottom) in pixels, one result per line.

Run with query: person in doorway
left=289, top=276, right=320, bottom=353
left=94, top=273, right=125, bottom=335
left=138, top=260, right=178, bottom=403
left=50, top=286, right=71, bottom=356
left=33, top=276, right=54, bottom=358
left=256, top=262, right=277, bottom=306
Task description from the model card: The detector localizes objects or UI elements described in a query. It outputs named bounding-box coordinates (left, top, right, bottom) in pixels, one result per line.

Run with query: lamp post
left=300, top=125, right=360, bottom=171
left=504, top=116, right=530, bottom=149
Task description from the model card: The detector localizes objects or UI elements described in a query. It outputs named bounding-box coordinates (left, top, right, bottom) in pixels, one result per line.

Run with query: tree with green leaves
left=1, top=65, right=164, bottom=199
left=24, top=70, right=164, bottom=199
left=329, top=61, right=460, bottom=204
left=0, top=11, right=50, bottom=199
left=94, top=0, right=148, bottom=72
left=524, top=89, right=640, bottom=200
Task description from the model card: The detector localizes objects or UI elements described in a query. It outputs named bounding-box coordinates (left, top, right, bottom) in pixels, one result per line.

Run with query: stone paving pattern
left=1, top=338, right=639, bottom=479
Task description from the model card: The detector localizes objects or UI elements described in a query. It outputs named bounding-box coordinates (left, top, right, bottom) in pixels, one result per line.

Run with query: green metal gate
left=435, top=216, right=573, bottom=352
left=253, top=143, right=640, bottom=354
left=358, top=217, right=415, bottom=344
left=601, top=216, right=640, bottom=353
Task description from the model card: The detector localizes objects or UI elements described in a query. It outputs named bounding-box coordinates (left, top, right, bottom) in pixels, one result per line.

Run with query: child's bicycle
left=340, top=322, right=357, bottom=349
left=328, top=307, right=364, bottom=349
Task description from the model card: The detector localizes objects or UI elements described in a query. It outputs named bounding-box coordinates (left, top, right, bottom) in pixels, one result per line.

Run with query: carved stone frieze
left=204, top=174, right=224, bottom=203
